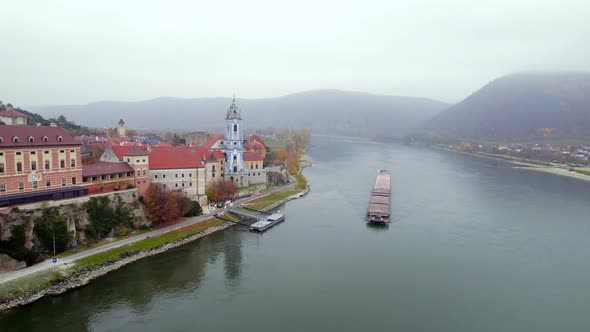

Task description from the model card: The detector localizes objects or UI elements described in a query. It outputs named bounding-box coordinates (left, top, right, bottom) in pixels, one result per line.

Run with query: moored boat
left=366, top=170, right=391, bottom=223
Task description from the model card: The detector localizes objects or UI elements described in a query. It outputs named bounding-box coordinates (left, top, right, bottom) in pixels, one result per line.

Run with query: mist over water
left=2, top=136, right=590, bottom=331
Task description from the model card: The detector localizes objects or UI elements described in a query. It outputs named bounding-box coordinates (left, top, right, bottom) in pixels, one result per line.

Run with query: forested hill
left=428, top=72, right=590, bottom=140
left=32, top=90, right=449, bottom=137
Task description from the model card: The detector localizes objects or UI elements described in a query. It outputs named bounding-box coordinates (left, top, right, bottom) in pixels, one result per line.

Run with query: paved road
left=0, top=183, right=296, bottom=285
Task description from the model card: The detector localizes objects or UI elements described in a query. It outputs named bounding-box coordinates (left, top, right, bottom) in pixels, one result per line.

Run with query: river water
left=2, top=136, right=590, bottom=331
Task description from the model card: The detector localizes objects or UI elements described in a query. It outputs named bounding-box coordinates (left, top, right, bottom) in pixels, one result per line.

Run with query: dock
left=226, top=208, right=285, bottom=232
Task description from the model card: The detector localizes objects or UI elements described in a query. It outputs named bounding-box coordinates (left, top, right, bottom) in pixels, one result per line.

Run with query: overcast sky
left=1, top=0, right=589, bottom=106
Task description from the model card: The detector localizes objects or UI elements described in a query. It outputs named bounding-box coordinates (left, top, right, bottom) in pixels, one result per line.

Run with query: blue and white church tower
left=224, top=96, right=247, bottom=186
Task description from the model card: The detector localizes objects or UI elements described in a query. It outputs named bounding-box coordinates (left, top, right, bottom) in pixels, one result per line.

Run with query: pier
left=226, top=207, right=285, bottom=232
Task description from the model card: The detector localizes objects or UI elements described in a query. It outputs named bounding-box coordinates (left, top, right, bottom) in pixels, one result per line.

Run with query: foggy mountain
left=428, top=72, right=590, bottom=140
left=32, top=90, right=449, bottom=137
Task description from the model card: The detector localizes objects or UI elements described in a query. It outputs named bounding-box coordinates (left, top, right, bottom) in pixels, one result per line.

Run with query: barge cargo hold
left=366, top=170, right=391, bottom=224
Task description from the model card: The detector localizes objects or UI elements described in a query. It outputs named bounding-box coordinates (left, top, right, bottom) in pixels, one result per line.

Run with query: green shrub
left=184, top=201, right=202, bottom=217
left=33, top=209, right=69, bottom=254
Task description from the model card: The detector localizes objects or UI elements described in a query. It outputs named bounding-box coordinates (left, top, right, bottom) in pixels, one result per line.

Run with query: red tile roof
left=149, top=146, right=208, bottom=169
left=82, top=162, right=134, bottom=177
left=243, top=151, right=263, bottom=161
left=0, top=126, right=79, bottom=147
left=0, top=109, right=27, bottom=118
left=122, top=145, right=149, bottom=156
left=202, top=134, right=224, bottom=149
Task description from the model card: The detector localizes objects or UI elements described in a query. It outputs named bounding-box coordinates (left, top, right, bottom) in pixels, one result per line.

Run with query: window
left=61, top=177, right=66, bottom=186
left=189, top=173, right=192, bottom=177
left=182, top=183, right=185, bottom=187
left=71, top=159, right=75, bottom=167
left=255, top=164, right=258, bottom=169
left=18, top=182, right=24, bottom=190
left=127, top=158, right=130, bottom=162
left=0, top=184, right=5, bottom=192
left=142, top=159, right=146, bottom=162
left=154, top=174, right=158, bottom=179
left=233, top=166, right=237, bottom=172
left=46, top=179, right=51, bottom=187
left=0, top=163, right=4, bottom=173
left=212, top=166, right=216, bottom=172
left=44, top=160, right=50, bottom=170
left=175, top=174, right=178, bottom=178
left=16, top=162, right=22, bottom=172
left=182, top=173, right=185, bottom=178
left=44, top=150, right=49, bottom=154
left=28, top=136, right=34, bottom=142
left=43, top=136, right=48, bottom=142
left=212, top=173, right=215, bottom=178
left=60, top=150, right=65, bottom=153
left=30, top=151, right=36, bottom=155
left=0, top=137, right=3, bottom=143
left=70, top=150, right=74, bottom=153
left=250, top=164, right=253, bottom=169
left=13, top=137, right=19, bottom=143
left=234, top=142, right=237, bottom=145
left=31, top=161, right=37, bottom=171
left=32, top=181, right=38, bottom=188
left=189, top=182, right=193, bottom=186
left=137, top=170, right=141, bottom=176
left=142, top=169, right=146, bottom=176
left=60, top=160, right=65, bottom=168
left=72, top=177, right=76, bottom=185
left=136, top=159, right=140, bottom=163
left=0, top=152, right=3, bottom=156
left=163, top=174, right=166, bottom=179
left=16, top=151, right=22, bottom=156
left=175, top=183, right=178, bottom=188
left=57, top=136, right=63, bottom=142
left=233, top=124, right=237, bottom=132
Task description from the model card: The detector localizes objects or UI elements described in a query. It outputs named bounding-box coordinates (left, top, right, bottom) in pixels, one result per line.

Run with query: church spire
left=226, top=94, right=242, bottom=120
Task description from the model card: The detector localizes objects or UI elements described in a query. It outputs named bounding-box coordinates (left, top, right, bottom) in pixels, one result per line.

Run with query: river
left=2, top=135, right=590, bottom=331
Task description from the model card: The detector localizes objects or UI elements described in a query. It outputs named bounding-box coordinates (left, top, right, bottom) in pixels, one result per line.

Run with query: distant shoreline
left=439, top=147, right=590, bottom=183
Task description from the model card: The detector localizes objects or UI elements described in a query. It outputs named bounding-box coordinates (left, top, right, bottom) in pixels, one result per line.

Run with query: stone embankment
left=0, top=223, right=232, bottom=312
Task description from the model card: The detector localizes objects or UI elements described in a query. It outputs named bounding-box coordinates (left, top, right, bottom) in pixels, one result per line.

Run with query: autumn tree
left=143, top=185, right=179, bottom=225
left=205, top=180, right=237, bottom=202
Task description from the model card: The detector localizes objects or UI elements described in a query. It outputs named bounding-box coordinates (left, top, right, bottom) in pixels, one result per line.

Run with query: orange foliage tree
left=205, top=180, right=237, bottom=202
left=143, top=184, right=180, bottom=225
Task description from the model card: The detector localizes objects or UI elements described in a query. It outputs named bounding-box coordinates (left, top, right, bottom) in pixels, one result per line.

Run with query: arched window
left=142, top=169, right=146, bottom=176
left=233, top=155, right=237, bottom=161
left=57, top=136, right=63, bottom=142
left=0, top=137, right=3, bottom=143
left=43, top=136, right=49, bottom=142
left=13, top=137, right=19, bottom=143
left=28, top=136, right=34, bottom=142
left=233, top=124, right=237, bottom=132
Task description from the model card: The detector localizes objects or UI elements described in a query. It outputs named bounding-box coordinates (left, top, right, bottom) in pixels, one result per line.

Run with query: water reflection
left=365, top=223, right=389, bottom=232
left=0, top=228, right=244, bottom=332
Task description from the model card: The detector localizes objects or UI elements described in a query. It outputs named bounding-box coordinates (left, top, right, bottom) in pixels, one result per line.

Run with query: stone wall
left=0, top=190, right=147, bottom=270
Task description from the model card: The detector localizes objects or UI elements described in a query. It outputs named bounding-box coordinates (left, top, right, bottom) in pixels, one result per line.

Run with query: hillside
left=31, top=90, right=449, bottom=137
left=429, top=72, right=590, bottom=140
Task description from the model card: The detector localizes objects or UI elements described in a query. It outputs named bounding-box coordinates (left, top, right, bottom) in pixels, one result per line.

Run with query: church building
left=221, top=97, right=265, bottom=187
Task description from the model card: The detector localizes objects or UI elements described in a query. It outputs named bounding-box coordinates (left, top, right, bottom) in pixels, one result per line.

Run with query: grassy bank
left=244, top=188, right=300, bottom=210
left=72, top=218, right=225, bottom=270
left=0, top=218, right=225, bottom=302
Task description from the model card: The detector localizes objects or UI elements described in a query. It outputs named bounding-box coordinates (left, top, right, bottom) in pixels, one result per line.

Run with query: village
left=449, top=140, right=590, bottom=170
left=0, top=98, right=310, bottom=289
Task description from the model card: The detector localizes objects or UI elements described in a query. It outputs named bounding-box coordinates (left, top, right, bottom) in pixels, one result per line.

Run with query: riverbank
left=0, top=180, right=310, bottom=312
left=440, top=147, right=590, bottom=183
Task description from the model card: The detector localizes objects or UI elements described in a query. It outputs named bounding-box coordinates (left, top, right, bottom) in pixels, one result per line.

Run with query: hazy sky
left=1, top=0, right=589, bottom=105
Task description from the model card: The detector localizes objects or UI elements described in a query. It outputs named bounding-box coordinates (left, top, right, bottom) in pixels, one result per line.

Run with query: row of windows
left=126, top=158, right=147, bottom=163
left=8, top=149, right=74, bottom=156
left=0, top=159, right=76, bottom=173
left=136, top=169, right=147, bottom=176
left=83, top=172, right=133, bottom=182
left=153, top=172, right=192, bottom=179
left=0, top=177, right=75, bottom=192
left=161, top=182, right=193, bottom=189
left=0, top=136, right=64, bottom=143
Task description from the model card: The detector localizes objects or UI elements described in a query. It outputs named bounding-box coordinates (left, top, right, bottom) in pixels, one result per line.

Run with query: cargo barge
left=366, top=170, right=391, bottom=224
